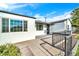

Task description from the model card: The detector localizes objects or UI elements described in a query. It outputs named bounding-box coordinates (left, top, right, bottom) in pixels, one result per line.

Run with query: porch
left=15, top=38, right=64, bottom=56
left=15, top=33, right=77, bottom=56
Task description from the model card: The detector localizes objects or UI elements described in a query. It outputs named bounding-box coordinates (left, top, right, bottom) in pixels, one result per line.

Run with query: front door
left=47, top=24, right=50, bottom=34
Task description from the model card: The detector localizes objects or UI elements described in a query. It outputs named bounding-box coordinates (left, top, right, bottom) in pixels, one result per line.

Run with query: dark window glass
left=10, top=20, right=22, bottom=32
left=24, top=21, right=27, bottom=31
left=36, top=23, right=43, bottom=30
left=2, top=18, right=9, bottom=32
left=39, top=24, right=43, bottom=30
left=2, top=18, right=27, bottom=32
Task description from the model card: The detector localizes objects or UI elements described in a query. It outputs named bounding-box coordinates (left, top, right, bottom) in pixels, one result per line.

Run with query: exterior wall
left=64, top=20, right=72, bottom=31
left=49, top=20, right=72, bottom=34
left=49, top=22, right=65, bottom=34
left=35, top=24, right=47, bottom=36
left=0, top=12, right=36, bottom=44
left=64, top=20, right=72, bottom=34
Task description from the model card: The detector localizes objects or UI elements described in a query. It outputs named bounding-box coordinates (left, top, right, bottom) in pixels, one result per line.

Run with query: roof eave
left=0, top=10, right=36, bottom=19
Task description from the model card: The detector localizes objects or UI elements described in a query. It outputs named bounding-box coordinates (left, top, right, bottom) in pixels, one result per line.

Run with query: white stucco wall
left=64, top=20, right=72, bottom=31
left=0, top=12, right=36, bottom=44
left=35, top=24, right=47, bottom=36
left=49, top=22, right=65, bottom=34
left=49, top=20, right=72, bottom=34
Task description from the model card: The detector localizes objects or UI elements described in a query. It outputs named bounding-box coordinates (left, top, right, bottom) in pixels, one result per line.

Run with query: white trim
left=9, top=18, right=10, bottom=32
left=22, top=20, right=24, bottom=32
left=0, top=17, right=2, bottom=33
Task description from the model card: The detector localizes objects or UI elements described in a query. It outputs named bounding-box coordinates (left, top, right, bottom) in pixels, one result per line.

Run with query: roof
left=35, top=20, right=48, bottom=24
left=0, top=10, right=69, bottom=24
left=35, top=19, right=69, bottom=25
left=48, top=19, right=68, bottom=24
left=0, top=10, right=36, bottom=19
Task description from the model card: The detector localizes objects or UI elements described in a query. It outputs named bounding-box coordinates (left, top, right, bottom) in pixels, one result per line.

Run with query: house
left=49, top=19, right=72, bottom=34
left=0, top=10, right=72, bottom=44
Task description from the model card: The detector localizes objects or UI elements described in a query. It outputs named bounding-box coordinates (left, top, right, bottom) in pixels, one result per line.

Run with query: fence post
left=65, top=34, right=67, bottom=56
left=65, top=31, right=72, bottom=56
left=52, top=33, right=54, bottom=45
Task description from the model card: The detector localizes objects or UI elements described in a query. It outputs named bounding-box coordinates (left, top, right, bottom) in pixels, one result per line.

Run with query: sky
left=0, top=3, right=79, bottom=22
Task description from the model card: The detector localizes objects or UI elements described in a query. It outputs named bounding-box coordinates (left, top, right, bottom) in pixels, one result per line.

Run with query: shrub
left=75, top=45, right=79, bottom=56
left=75, top=34, right=79, bottom=40
left=0, top=43, right=21, bottom=56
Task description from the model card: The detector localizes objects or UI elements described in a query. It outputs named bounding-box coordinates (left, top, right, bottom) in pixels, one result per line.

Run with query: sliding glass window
left=2, top=17, right=27, bottom=32
left=2, top=18, right=9, bottom=32
left=10, top=20, right=22, bottom=32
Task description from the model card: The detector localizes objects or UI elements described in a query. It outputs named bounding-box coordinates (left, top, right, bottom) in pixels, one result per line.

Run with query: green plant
left=75, top=45, right=79, bottom=56
left=0, top=43, right=21, bottom=56
left=71, top=8, right=79, bottom=27
left=75, top=34, right=79, bottom=40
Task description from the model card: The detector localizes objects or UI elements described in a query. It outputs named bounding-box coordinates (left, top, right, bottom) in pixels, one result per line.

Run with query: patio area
left=15, top=34, right=77, bottom=56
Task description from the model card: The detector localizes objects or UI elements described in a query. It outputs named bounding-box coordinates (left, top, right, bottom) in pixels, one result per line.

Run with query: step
left=41, top=43, right=65, bottom=56
left=29, top=45, right=51, bottom=56
left=37, top=45, right=51, bottom=56
left=20, top=46, right=34, bottom=56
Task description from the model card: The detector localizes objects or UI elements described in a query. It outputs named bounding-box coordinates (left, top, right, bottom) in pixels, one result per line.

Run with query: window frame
left=2, top=17, right=9, bottom=33
left=24, top=21, right=28, bottom=31
left=36, top=23, right=43, bottom=31
left=1, top=17, right=28, bottom=33
left=10, top=19, right=23, bottom=32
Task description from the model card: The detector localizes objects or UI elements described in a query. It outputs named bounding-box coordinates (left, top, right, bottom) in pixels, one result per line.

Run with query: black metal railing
left=40, top=31, right=72, bottom=56
left=52, top=31, right=72, bottom=56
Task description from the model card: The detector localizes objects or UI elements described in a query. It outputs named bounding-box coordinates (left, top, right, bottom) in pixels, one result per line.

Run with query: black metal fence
left=40, top=31, right=72, bottom=56
left=52, top=31, right=72, bottom=56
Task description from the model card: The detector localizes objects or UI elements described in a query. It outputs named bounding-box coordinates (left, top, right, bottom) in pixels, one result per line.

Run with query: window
left=36, top=23, right=43, bottom=30
left=2, top=18, right=9, bottom=32
left=24, top=21, right=27, bottom=31
left=10, top=20, right=22, bottom=32
left=39, top=24, right=43, bottom=30
left=2, top=17, right=27, bottom=32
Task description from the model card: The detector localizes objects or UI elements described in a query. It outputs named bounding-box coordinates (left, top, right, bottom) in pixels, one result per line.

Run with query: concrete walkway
left=15, top=39, right=64, bottom=56
left=15, top=34, right=77, bottom=56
